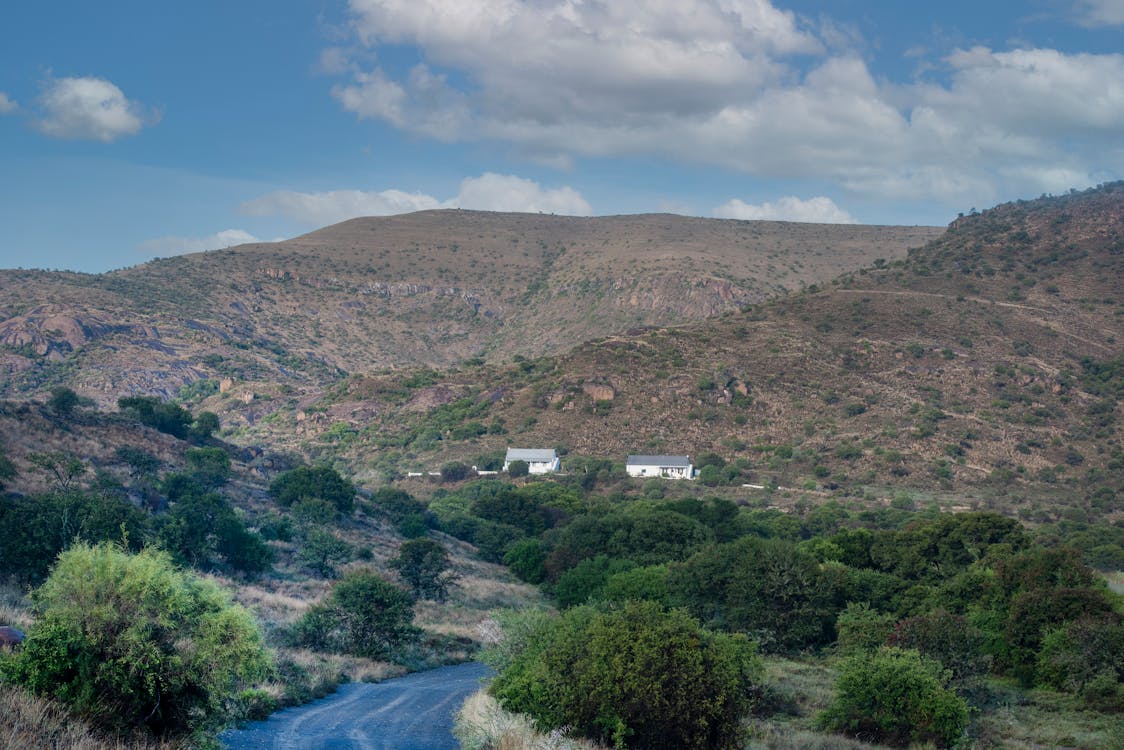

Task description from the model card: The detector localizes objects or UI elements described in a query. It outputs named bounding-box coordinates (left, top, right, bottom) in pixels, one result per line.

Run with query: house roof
left=626, top=455, right=692, bottom=467
left=505, top=448, right=558, bottom=463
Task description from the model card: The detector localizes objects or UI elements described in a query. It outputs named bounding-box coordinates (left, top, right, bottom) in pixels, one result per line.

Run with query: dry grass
left=0, top=685, right=187, bottom=750
left=454, top=690, right=610, bottom=750
left=0, top=581, right=32, bottom=632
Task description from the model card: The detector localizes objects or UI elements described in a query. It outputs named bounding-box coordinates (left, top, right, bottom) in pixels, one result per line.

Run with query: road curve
left=221, top=662, right=491, bottom=750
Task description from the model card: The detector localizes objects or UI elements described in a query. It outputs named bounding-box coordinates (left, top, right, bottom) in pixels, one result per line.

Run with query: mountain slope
left=252, top=184, right=1123, bottom=514
left=0, top=212, right=939, bottom=403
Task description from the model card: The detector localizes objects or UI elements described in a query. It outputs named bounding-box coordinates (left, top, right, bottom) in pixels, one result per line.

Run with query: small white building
left=626, top=455, right=694, bottom=479
left=503, top=448, right=561, bottom=474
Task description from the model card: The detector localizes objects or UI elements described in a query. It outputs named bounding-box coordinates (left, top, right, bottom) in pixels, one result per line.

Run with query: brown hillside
left=0, top=212, right=939, bottom=404
left=241, top=184, right=1123, bottom=518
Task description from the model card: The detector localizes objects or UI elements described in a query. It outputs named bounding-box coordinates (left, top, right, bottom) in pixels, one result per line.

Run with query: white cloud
left=713, top=196, right=857, bottom=223
left=328, top=0, right=1124, bottom=208
left=1073, top=0, right=1124, bottom=26
left=0, top=92, right=17, bottom=114
left=452, top=173, right=591, bottom=214
left=241, top=188, right=442, bottom=226
left=136, top=229, right=261, bottom=257
left=241, top=173, right=591, bottom=226
left=35, top=76, right=155, bottom=141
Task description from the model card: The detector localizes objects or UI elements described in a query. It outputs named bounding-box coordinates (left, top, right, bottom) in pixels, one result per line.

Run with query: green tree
left=117, top=396, right=194, bottom=440
left=269, top=465, right=355, bottom=514
left=489, top=601, right=761, bottom=750
left=292, top=570, right=419, bottom=659
left=296, top=527, right=352, bottom=577
left=28, top=451, right=87, bottom=492
left=47, top=386, right=82, bottom=416
left=184, top=446, right=231, bottom=488
left=819, top=647, right=968, bottom=748
left=191, top=411, right=221, bottom=441
left=507, top=459, right=529, bottom=478
left=0, top=443, right=16, bottom=491
left=0, top=490, right=148, bottom=585
left=4, top=543, right=269, bottom=736
left=389, top=538, right=457, bottom=601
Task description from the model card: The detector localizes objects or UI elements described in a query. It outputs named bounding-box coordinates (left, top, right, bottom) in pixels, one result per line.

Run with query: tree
left=184, top=446, right=231, bottom=488
left=507, top=459, right=529, bottom=478
left=291, top=570, right=419, bottom=659
left=0, top=444, right=16, bottom=491
left=4, top=543, right=269, bottom=736
left=296, top=527, right=352, bottom=577
left=0, top=489, right=148, bottom=585
left=191, top=411, right=221, bottom=441
left=489, top=601, right=761, bottom=750
left=269, top=465, right=355, bottom=514
left=28, top=451, right=87, bottom=492
left=819, top=647, right=968, bottom=748
left=117, top=396, right=194, bottom=440
left=440, top=462, right=471, bottom=483
left=389, top=538, right=458, bottom=601
left=47, top=386, right=81, bottom=416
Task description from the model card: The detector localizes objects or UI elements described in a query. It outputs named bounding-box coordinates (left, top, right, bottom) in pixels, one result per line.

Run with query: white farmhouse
left=503, top=448, right=561, bottom=474
left=626, top=455, right=694, bottom=479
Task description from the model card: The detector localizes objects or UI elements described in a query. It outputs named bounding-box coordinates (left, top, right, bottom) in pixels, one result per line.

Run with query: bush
left=835, top=602, right=896, bottom=655
left=269, top=465, right=356, bottom=513
left=819, top=647, right=968, bottom=748
left=291, top=570, right=418, bottom=659
left=3, top=543, right=269, bottom=736
left=489, top=601, right=761, bottom=750
left=0, top=490, right=148, bottom=585
left=507, top=459, right=530, bottom=478
left=887, top=609, right=989, bottom=682
left=389, top=538, right=457, bottom=601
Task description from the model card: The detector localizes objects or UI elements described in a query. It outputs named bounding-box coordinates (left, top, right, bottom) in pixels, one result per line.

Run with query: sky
left=1, top=0, right=1122, bottom=273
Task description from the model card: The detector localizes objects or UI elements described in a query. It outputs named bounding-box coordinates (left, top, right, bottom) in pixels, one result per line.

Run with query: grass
left=454, top=690, right=609, bottom=750
left=0, top=685, right=186, bottom=750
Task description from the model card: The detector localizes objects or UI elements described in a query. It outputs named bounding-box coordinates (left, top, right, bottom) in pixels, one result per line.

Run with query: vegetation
left=1, top=543, right=269, bottom=738
left=486, top=602, right=761, bottom=750
left=290, top=570, right=419, bottom=660
left=818, top=647, right=968, bottom=748
left=269, top=465, right=356, bottom=514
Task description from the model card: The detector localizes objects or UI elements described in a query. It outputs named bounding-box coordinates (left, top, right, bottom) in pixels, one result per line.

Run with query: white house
left=626, top=455, right=694, bottom=479
left=503, top=448, right=561, bottom=474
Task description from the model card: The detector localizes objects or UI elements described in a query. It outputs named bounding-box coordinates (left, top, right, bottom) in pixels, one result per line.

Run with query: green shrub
left=291, top=570, right=418, bottom=659
left=389, top=538, right=457, bottom=601
left=819, top=647, right=968, bottom=748
left=269, top=465, right=356, bottom=513
left=835, top=602, right=896, bottom=655
left=4, top=543, right=269, bottom=736
left=489, top=601, right=761, bottom=750
left=886, top=609, right=989, bottom=682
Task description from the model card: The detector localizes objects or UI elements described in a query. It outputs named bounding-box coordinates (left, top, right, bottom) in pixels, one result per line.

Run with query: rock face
left=0, top=307, right=157, bottom=356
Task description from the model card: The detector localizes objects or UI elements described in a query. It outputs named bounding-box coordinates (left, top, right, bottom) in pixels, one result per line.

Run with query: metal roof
left=626, top=455, right=692, bottom=467
left=505, top=448, right=558, bottom=462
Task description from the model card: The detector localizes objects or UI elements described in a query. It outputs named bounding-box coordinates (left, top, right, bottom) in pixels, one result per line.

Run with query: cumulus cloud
left=453, top=173, right=591, bottom=214
left=242, top=188, right=441, bottom=226
left=1073, top=0, right=1124, bottom=26
left=35, top=76, right=155, bottom=141
left=241, top=173, right=591, bottom=226
left=328, top=0, right=1124, bottom=207
left=713, top=196, right=856, bottom=223
left=136, top=229, right=261, bottom=257
left=0, top=92, right=17, bottom=114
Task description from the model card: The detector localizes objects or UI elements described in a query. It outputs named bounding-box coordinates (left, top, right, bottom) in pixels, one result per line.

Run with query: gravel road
left=221, top=662, right=491, bottom=750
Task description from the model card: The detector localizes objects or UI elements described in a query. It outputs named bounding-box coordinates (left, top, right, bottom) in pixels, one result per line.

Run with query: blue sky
left=1, top=0, right=1121, bottom=272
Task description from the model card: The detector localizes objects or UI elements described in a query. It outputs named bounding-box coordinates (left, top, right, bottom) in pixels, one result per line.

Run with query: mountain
left=0, top=211, right=939, bottom=403
left=243, top=184, right=1123, bottom=515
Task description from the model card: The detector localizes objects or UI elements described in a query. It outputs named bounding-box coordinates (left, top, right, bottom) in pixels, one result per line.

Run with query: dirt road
left=221, top=662, right=490, bottom=750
